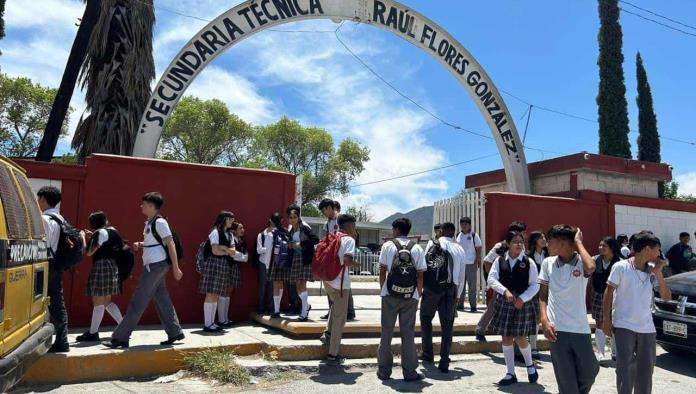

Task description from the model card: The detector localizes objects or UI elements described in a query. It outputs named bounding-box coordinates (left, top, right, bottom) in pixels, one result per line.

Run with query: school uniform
left=455, top=231, right=482, bottom=310
left=607, top=259, right=660, bottom=394
left=199, top=229, right=233, bottom=296
left=321, top=233, right=355, bottom=356
left=324, top=218, right=355, bottom=319
left=229, top=236, right=248, bottom=289
left=256, top=229, right=274, bottom=313
left=538, top=254, right=599, bottom=394
left=269, top=229, right=292, bottom=282
left=111, top=216, right=183, bottom=343
left=288, top=226, right=314, bottom=282
left=86, top=227, right=121, bottom=297
left=590, top=256, right=612, bottom=321
left=488, top=253, right=539, bottom=337
left=42, top=208, right=69, bottom=349
left=420, top=236, right=466, bottom=371
left=476, top=241, right=505, bottom=336
left=377, top=238, right=427, bottom=380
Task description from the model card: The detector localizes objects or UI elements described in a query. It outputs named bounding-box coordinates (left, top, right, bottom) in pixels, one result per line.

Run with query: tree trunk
left=35, top=0, right=100, bottom=162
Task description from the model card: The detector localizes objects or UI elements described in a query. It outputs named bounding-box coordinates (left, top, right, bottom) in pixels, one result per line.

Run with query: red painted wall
left=15, top=155, right=296, bottom=327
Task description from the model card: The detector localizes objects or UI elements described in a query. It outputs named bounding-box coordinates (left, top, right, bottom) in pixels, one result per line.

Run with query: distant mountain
left=380, top=206, right=433, bottom=236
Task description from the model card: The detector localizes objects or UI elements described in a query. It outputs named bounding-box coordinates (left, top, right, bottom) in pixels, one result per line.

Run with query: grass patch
left=183, top=349, right=251, bottom=386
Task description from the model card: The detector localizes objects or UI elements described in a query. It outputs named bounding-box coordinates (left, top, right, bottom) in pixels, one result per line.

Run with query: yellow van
left=0, top=157, right=53, bottom=391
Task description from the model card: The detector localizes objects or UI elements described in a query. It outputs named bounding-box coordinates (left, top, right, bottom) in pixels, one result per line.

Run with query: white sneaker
left=597, top=354, right=608, bottom=363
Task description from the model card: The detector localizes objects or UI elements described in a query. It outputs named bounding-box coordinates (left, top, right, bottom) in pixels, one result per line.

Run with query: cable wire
left=620, top=7, right=696, bottom=38
left=619, top=1, right=696, bottom=31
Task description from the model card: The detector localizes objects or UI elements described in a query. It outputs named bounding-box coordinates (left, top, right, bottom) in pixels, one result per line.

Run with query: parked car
left=652, top=270, right=696, bottom=354
left=0, top=156, right=54, bottom=392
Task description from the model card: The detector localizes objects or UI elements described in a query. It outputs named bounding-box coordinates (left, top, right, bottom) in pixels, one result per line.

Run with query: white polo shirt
left=379, top=238, right=427, bottom=300
left=95, top=228, right=109, bottom=246
left=326, top=235, right=356, bottom=290
left=256, top=229, right=274, bottom=269
left=425, top=236, right=467, bottom=298
left=607, top=259, right=659, bottom=333
left=325, top=218, right=339, bottom=235
left=538, top=254, right=591, bottom=334
left=455, top=231, right=482, bottom=265
left=143, top=217, right=172, bottom=265
left=41, top=208, right=63, bottom=254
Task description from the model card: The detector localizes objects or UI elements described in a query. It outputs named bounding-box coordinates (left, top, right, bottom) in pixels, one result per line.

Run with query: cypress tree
left=636, top=52, right=660, bottom=162
left=597, top=0, right=631, bottom=158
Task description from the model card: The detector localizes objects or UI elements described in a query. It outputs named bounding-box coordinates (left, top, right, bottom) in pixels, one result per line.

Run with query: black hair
left=37, top=186, right=61, bottom=207
left=392, top=217, right=412, bottom=236
left=213, top=211, right=234, bottom=235
left=88, top=211, right=107, bottom=230
left=142, top=192, right=164, bottom=210
left=318, top=198, right=334, bottom=210
left=338, top=214, right=356, bottom=230
left=433, top=223, right=442, bottom=230
left=632, top=231, right=661, bottom=253
left=286, top=204, right=301, bottom=216
left=616, top=234, right=629, bottom=245
left=508, top=221, right=527, bottom=233
left=460, top=217, right=471, bottom=225
left=496, top=231, right=523, bottom=257
left=547, top=224, right=576, bottom=243
left=441, top=222, right=456, bottom=236
left=527, top=231, right=544, bottom=253
left=333, top=200, right=341, bottom=211
left=680, top=232, right=690, bottom=238
left=600, top=236, right=622, bottom=263
left=270, top=212, right=283, bottom=229
left=231, top=221, right=244, bottom=235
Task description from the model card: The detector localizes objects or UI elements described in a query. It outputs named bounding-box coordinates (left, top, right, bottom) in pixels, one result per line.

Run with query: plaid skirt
left=228, top=263, right=241, bottom=289
left=86, top=258, right=119, bottom=297
left=532, top=294, right=541, bottom=323
left=591, top=290, right=605, bottom=321
left=199, top=255, right=232, bottom=296
left=490, top=293, right=538, bottom=337
left=269, top=252, right=314, bottom=282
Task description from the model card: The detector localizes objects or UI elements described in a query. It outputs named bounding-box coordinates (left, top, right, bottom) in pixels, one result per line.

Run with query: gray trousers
left=328, top=290, right=355, bottom=316
left=550, top=331, right=599, bottom=394
left=322, top=284, right=349, bottom=356
left=420, top=286, right=457, bottom=368
left=476, top=294, right=495, bottom=335
left=457, top=264, right=478, bottom=309
left=112, top=261, right=182, bottom=342
left=378, top=296, right=419, bottom=379
left=614, top=328, right=656, bottom=394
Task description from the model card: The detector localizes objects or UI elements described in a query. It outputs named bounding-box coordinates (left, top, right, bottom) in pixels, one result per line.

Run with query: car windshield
left=665, top=271, right=696, bottom=297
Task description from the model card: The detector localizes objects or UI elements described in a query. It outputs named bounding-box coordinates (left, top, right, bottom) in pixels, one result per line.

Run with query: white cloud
left=6, top=0, right=83, bottom=28
left=676, top=172, right=696, bottom=196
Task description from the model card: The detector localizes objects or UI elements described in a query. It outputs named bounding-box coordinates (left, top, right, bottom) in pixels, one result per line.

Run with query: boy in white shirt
left=256, top=218, right=275, bottom=315
left=319, top=199, right=355, bottom=321
left=456, top=217, right=482, bottom=312
left=603, top=231, right=671, bottom=394
left=539, top=225, right=598, bottom=394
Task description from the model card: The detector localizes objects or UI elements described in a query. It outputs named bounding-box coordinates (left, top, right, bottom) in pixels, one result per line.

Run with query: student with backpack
left=315, top=214, right=361, bottom=364
left=217, top=222, right=249, bottom=326
left=319, top=199, right=355, bottom=321
left=75, top=211, right=126, bottom=342
left=421, top=222, right=466, bottom=373
left=588, top=236, right=621, bottom=362
left=455, top=217, right=482, bottom=313
left=488, top=231, right=540, bottom=386
left=198, top=211, right=236, bottom=332
left=103, top=192, right=184, bottom=349
left=255, top=219, right=275, bottom=315
left=377, top=218, right=427, bottom=382
left=38, top=186, right=83, bottom=353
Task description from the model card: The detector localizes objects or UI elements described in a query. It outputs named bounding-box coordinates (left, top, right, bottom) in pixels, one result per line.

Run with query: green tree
left=636, top=52, right=660, bottom=162
left=345, top=206, right=374, bottom=222
left=662, top=181, right=696, bottom=203
left=0, top=74, right=72, bottom=158
left=253, top=117, right=370, bottom=205
left=158, top=97, right=253, bottom=165
left=0, top=0, right=6, bottom=41
left=597, top=0, right=631, bottom=158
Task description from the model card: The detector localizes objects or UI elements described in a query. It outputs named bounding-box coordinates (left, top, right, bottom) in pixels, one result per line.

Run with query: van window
left=0, top=166, right=30, bottom=239
left=34, top=269, right=45, bottom=299
left=14, top=171, right=45, bottom=239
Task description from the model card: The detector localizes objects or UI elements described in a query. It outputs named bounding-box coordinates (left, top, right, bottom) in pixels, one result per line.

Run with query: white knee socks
left=300, top=291, right=309, bottom=317
left=204, top=302, right=217, bottom=328
left=89, top=305, right=105, bottom=334
left=105, top=302, right=123, bottom=324
left=529, top=334, right=538, bottom=350
left=218, top=296, right=230, bottom=323
left=273, top=289, right=284, bottom=313
left=520, top=345, right=535, bottom=374
left=596, top=329, right=606, bottom=357
left=502, top=345, right=515, bottom=375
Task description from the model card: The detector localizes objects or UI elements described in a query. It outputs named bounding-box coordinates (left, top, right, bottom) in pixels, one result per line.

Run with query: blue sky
left=3, top=0, right=696, bottom=219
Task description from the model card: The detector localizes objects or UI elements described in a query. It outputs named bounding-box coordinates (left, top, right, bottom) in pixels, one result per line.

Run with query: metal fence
left=349, top=252, right=381, bottom=276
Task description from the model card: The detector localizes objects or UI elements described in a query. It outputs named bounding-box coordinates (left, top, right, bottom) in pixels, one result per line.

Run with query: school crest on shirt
left=572, top=269, right=582, bottom=277
left=519, top=261, right=527, bottom=269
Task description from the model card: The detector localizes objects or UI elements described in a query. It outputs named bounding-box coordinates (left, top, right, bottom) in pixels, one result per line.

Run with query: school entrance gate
left=132, top=0, right=532, bottom=194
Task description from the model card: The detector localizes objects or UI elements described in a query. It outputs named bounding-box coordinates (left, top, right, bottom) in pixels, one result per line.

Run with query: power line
left=620, top=7, right=696, bottom=38
left=619, top=1, right=696, bottom=31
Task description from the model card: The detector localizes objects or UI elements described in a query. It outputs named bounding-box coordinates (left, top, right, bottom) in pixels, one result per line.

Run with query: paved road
left=15, top=348, right=696, bottom=393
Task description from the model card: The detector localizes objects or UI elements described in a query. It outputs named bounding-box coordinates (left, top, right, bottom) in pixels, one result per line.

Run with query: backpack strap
left=45, top=213, right=64, bottom=226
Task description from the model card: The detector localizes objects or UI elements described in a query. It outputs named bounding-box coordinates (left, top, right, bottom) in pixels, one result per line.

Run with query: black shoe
left=531, top=349, right=541, bottom=360
left=218, top=321, right=234, bottom=328
left=326, top=354, right=346, bottom=364
left=498, top=373, right=517, bottom=386
left=161, top=333, right=185, bottom=345
left=438, top=364, right=449, bottom=373
left=298, top=305, right=312, bottom=321
left=202, top=325, right=223, bottom=333
left=320, top=313, right=330, bottom=320
left=456, top=305, right=465, bottom=311
left=75, top=331, right=100, bottom=342
left=377, top=372, right=391, bottom=381
left=404, top=373, right=425, bottom=382
left=470, top=307, right=477, bottom=313
left=527, top=365, right=539, bottom=383
left=475, top=333, right=487, bottom=342
left=102, top=339, right=129, bottom=349
left=319, top=335, right=329, bottom=345
left=347, top=314, right=356, bottom=321
left=271, top=312, right=281, bottom=319
left=420, top=355, right=434, bottom=364
left=48, top=343, right=70, bottom=353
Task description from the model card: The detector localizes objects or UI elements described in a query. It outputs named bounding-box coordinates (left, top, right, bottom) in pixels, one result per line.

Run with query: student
left=321, top=214, right=361, bottom=364
left=377, top=218, right=427, bottom=382
left=76, top=211, right=124, bottom=342
left=217, top=222, right=249, bottom=325
left=319, top=199, right=355, bottom=321
left=475, top=221, right=527, bottom=342
left=256, top=219, right=275, bottom=315
left=103, top=192, right=184, bottom=348
left=617, top=234, right=631, bottom=259
left=268, top=213, right=289, bottom=318
left=488, top=231, right=539, bottom=386
left=603, top=231, right=671, bottom=394
left=666, top=232, right=693, bottom=275
left=539, top=225, right=598, bottom=394
left=37, top=186, right=70, bottom=352
left=525, top=231, right=548, bottom=359
left=588, top=236, right=620, bottom=362
left=433, top=223, right=443, bottom=239
left=421, top=222, right=466, bottom=373
left=455, top=217, right=482, bottom=312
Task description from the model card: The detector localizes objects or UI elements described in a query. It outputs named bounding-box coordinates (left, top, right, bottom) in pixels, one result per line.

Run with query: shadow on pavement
left=421, top=363, right=473, bottom=381
left=656, top=351, right=696, bottom=378
left=495, top=382, right=553, bottom=394
left=380, top=377, right=433, bottom=393
left=309, top=367, right=363, bottom=385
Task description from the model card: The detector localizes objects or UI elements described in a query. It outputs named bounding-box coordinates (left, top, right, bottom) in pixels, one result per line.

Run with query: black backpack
left=150, top=216, right=184, bottom=264
left=424, top=239, right=454, bottom=293
left=104, top=228, right=135, bottom=292
left=46, top=213, right=84, bottom=269
left=386, top=240, right=418, bottom=299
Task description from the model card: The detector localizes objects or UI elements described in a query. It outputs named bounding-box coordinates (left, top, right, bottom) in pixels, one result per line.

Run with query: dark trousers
left=257, top=265, right=273, bottom=313
left=614, top=328, right=656, bottom=394
left=328, top=290, right=355, bottom=317
left=420, top=286, right=457, bottom=369
left=550, top=331, right=599, bottom=394
left=48, top=261, right=68, bottom=347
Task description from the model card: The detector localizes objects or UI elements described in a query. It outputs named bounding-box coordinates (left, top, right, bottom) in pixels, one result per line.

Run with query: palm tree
left=71, top=0, right=155, bottom=162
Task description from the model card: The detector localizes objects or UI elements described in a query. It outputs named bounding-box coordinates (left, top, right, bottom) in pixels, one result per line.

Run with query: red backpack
left=312, top=232, right=348, bottom=295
